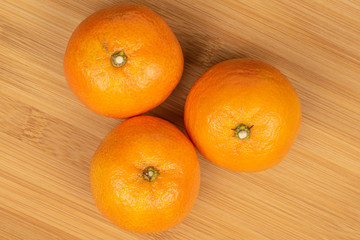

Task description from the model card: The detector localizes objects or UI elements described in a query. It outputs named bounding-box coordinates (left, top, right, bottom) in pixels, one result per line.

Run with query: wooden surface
left=1, top=0, right=360, bottom=239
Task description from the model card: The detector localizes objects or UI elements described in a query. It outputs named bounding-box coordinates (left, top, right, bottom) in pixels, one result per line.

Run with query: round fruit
left=184, top=59, right=301, bottom=172
left=90, top=116, right=200, bottom=233
left=64, top=3, right=183, bottom=118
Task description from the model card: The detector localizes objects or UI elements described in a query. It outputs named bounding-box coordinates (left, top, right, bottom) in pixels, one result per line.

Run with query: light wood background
left=1, top=0, right=359, bottom=239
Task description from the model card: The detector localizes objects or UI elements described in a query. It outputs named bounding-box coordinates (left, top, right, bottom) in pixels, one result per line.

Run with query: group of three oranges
left=64, top=3, right=301, bottom=233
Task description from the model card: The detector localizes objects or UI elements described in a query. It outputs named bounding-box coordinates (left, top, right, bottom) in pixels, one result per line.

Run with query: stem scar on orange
left=63, top=3, right=184, bottom=118
left=184, top=59, right=301, bottom=172
left=90, top=116, right=200, bottom=233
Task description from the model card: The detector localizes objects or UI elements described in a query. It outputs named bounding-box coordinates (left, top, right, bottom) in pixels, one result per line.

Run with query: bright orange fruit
left=184, top=59, right=301, bottom=172
left=90, top=116, right=200, bottom=233
left=64, top=3, right=183, bottom=118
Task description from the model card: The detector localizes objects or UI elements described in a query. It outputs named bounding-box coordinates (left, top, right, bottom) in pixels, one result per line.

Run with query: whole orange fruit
left=184, top=59, right=301, bottom=172
left=90, top=116, right=200, bottom=233
left=64, top=3, right=183, bottom=118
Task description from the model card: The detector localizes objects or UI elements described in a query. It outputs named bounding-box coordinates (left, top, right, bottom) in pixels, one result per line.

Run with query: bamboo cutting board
left=1, top=0, right=359, bottom=239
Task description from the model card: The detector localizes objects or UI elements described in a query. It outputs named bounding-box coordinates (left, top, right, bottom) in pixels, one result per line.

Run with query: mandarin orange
left=184, top=59, right=301, bottom=172
left=64, top=3, right=183, bottom=118
left=90, top=116, right=200, bottom=233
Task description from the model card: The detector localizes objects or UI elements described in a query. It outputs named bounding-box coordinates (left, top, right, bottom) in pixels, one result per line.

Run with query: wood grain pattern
left=1, top=0, right=359, bottom=239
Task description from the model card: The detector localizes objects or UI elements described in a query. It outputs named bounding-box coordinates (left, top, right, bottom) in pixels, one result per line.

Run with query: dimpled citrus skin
left=90, top=116, right=200, bottom=233
left=63, top=3, right=183, bottom=118
left=184, top=59, right=301, bottom=172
